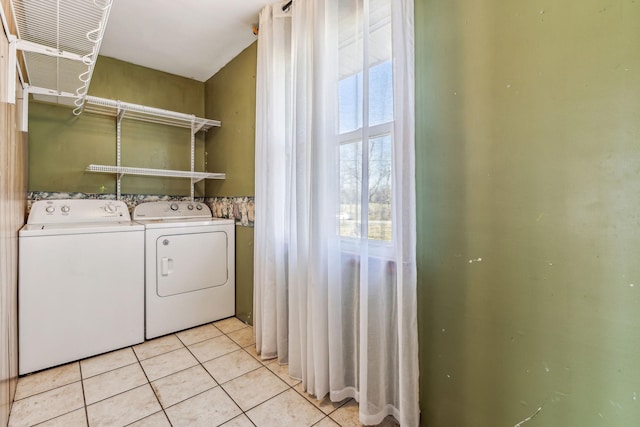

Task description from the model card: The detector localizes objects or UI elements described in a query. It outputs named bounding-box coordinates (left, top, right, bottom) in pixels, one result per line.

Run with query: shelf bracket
left=17, top=85, right=28, bottom=132
left=14, top=39, right=87, bottom=63
left=190, top=120, right=196, bottom=201
left=117, top=107, right=126, bottom=124
left=116, top=102, right=123, bottom=200
left=6, top=34, right=16, bottom=104
left=28, top=85, right=77, bottom=98
left=192, top=120, right=207, bottom=134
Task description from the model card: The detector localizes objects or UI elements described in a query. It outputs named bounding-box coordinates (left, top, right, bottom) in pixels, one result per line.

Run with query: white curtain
left=254, top=0, right=418, bottom=425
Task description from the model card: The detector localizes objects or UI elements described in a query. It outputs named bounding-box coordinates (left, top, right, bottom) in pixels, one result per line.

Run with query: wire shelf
left=86, top=165, right=226, bottom=183
left=10, top=0, right=112, bottom=111
left=83, top=96, right=221, bottom=132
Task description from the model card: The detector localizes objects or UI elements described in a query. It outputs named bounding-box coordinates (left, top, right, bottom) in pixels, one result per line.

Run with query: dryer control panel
left=132, top=201, right=212, bottom=220
left=28, top=200, right=131, bottom=224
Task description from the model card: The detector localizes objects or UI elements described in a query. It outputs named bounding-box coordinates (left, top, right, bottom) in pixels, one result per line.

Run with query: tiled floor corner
left=8, top=317, right=400, bottom=427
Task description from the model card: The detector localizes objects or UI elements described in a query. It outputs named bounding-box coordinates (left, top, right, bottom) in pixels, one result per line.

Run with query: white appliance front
left=144, top=220, right=235, bottom=339
left=19, top=200, right=144, bottom=375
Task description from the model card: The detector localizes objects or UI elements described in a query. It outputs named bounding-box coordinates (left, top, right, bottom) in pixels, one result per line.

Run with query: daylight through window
left=338, top=0, right=393, bottom=242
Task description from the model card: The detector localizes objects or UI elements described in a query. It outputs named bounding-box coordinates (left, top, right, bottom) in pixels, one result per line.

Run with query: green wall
left=29, top=56, right=206, bottom=196
left=204, top=43, right=257, bottom=197
left=205, top=43, right=257, bottom=325
left=416, top=1, right=640, bottom=426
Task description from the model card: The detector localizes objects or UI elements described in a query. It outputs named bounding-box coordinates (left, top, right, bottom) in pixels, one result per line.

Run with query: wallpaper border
left=27, top=192, right=255, bottom=227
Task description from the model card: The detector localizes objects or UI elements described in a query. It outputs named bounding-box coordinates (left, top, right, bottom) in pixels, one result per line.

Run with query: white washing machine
left=19, top=200, right=144, bottom=375
left=133, top=201, right=235, bottom=339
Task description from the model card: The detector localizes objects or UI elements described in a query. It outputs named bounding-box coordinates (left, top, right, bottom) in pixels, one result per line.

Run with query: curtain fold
left=254, top=2, right=291, bottom=364
left=254, top=1, right=418, bottom=425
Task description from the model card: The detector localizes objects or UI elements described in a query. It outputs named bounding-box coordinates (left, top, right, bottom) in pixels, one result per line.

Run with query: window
left=338, top=0, right=393, bottom=242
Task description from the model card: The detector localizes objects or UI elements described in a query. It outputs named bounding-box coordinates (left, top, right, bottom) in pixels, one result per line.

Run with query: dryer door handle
left=161, top=257, right=174, bottom=276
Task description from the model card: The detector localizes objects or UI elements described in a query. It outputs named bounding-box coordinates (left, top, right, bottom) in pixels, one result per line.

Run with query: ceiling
left=99, top=0, right=274, bottom=82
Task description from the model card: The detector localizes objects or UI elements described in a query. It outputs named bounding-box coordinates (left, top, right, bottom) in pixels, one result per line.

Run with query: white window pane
left=368, top=60, right=393, bottom=127
left=339, top=0, right=362, bottom=79
left=367, top=135, right=392, bottom=241
left=340, top=141, right=362, bottom=238
left=339, top=72, right=363, bottom=134
left=369, top=0, right=392, bottom=64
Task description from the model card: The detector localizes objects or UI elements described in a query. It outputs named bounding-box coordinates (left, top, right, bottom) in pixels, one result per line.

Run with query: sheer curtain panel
left=253, top=0, right=419, bottom=425
left=254, top=2, right=292, bottom=364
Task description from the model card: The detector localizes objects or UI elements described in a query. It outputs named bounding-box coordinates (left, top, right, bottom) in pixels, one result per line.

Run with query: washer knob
left=45, top=206, right=55, bottom=213
left=196, top=204, right=203, bottom=210
left=104, top=204, right=117, bottom=213
left=61, top=205, right=70, bottom=213
left=187, top=204, right=194, bottom=210
left=170, top=203, right=179, bottom=211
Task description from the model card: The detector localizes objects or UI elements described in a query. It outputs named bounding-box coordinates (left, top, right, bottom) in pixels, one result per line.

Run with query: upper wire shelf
left=83, top=96, right=221, bottom=132
left=10, top=0, right=113, bottom=113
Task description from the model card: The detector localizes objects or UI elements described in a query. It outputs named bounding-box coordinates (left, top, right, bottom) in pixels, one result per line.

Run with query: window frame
left=338, top=91, right=394, bottom=251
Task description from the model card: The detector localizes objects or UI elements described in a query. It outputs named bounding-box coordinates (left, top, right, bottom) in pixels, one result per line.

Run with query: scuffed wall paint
left=205, top=42, right=257, bottom=325
left=416, top=0, right=640, bottom=426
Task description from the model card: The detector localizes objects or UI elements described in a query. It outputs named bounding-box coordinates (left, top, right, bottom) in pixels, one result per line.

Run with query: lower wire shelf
left=86, top=164, right=225, bottom=183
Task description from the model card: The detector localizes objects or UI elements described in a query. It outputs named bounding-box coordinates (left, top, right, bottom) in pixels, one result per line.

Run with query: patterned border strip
left=27, top=192, right=255, bottom=227
left=27, top=191, right=196, bottom=212
left=205, top=197, right=255, bottom=227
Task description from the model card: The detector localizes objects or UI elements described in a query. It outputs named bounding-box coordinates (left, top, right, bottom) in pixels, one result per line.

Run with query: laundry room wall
left=416, top=1, right=640, bottom=426
left=204, top=42, right=257, bottom=325
left=28, top=56, right=207, bottom=197
left=0, top=0, right=28, bottom=422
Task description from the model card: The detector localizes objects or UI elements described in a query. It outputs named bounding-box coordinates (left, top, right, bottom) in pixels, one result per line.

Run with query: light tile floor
left=8, top=317, right=400, bottom=427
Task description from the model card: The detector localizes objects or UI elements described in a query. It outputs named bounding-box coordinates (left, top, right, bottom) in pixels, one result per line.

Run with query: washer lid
left=20, top=221, right=145, bottom=237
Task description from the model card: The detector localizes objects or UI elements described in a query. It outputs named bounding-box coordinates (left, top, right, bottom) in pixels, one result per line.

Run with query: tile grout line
left=212, top=319, right=269, bottom=426
left=288, top=372, right=354, bottom=426
left=183, top=322, right=259, bottom=427
left=15, top=365, right=87, bottom=426
left=151, top=321, right=251, bottom=425
left=94, top=324, right=330, bottom=427
left=224, top=336, right=318, bottom=424
left=81, top=360, right=139, bottom=381
left=225, top=323, right=324, bottom=426
left=130, top=339, right=174, bottom=427
left=78, top=362, right=91, bottom=427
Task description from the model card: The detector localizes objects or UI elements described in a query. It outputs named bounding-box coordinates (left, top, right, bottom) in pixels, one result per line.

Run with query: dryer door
left=155, top=230, right=229, bottom=297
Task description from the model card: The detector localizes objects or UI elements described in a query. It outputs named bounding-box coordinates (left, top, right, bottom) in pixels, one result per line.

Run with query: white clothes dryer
left=19, top=200, right=144, bottom=375
left=133, top=201, right=235, bottom=339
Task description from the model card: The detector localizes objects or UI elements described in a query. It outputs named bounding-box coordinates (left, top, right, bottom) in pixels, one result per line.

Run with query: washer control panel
left=28, top=200, right=131, bottom=224
left=133, top=201, right=212, bottom=220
